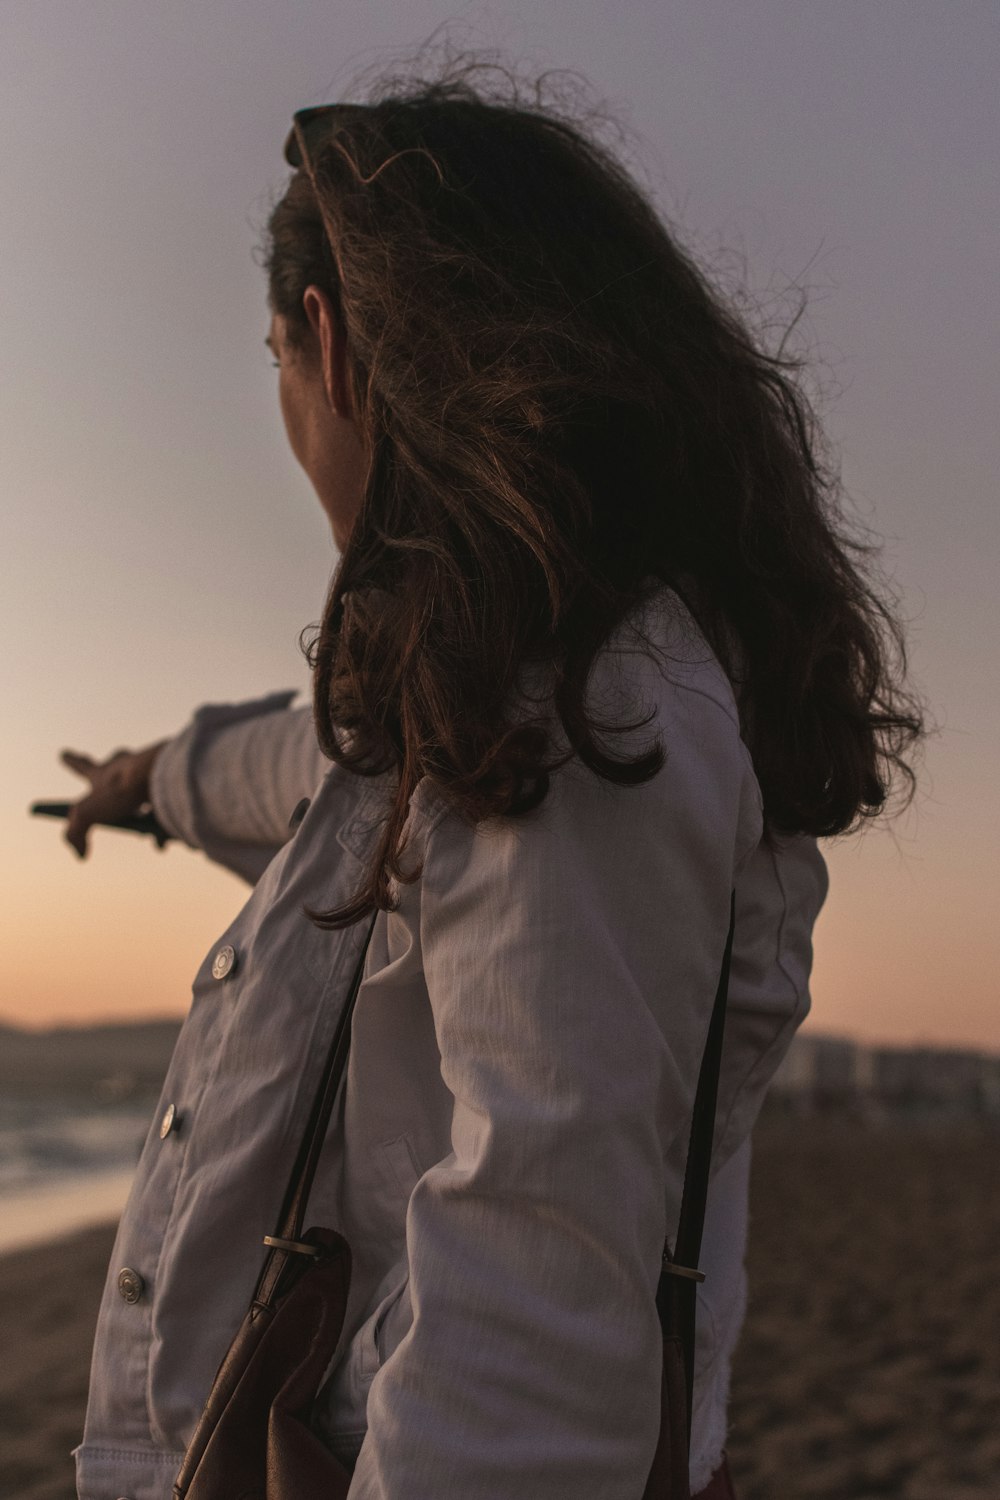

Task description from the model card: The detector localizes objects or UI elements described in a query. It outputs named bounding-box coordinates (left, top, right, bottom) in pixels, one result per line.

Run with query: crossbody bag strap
left=657, top=887, right=737, bottom=1447
left=275, top=908, right=379, bottom=1244
left=254, top=907, right=379, bottom=1304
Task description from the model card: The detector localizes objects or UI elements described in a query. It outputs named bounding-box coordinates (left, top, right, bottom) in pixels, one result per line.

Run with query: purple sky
left=3, top=1, right=997, bottom=1047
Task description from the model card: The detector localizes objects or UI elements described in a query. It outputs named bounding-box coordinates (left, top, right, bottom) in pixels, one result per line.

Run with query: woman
left=63, top=60, right=924, bottom=1500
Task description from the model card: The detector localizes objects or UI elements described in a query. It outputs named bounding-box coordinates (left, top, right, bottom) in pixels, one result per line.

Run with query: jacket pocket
left=378, top=1132, right=422, bottom=1201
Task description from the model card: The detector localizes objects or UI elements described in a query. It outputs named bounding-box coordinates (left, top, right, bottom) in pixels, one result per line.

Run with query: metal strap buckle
left=661, top=1258, right=706, bottom=1283
left=263, top=1234, right=322, bottom=1258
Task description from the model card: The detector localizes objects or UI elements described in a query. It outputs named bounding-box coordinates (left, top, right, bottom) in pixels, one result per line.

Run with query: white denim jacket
left=75, top=584, right=828, bottom=1500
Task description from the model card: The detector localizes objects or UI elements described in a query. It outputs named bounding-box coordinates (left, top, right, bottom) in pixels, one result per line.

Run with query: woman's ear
left=302, top=285, right=355, bottom=420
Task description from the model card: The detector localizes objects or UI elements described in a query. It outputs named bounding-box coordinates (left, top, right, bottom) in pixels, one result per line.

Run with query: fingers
left=61, top=749, right=97, bottom=781
left=64, top=798, right=94, bottom=859
left=57, top=744, right=158, bottom=861
left=61, top=750, right=98, bottom=856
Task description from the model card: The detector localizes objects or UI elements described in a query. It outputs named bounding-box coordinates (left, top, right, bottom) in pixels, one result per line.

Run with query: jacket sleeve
left=149, top=691, right=329, bottom=884
left=348, top=673, right=764, bottom=1499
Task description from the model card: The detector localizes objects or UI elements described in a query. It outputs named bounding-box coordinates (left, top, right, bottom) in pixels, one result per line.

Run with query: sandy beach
left=0, top=1222, right=114, bottom=1500
left=2, top=1112, right=997, bottom=1500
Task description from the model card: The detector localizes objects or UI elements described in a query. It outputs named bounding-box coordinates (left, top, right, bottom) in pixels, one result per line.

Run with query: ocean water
left=0, top=1094, right=155, bottom=1254
left=0, top=1018, right=181, bottom=1253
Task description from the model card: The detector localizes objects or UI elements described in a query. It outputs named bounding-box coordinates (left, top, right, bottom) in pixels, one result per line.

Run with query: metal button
left=211, top=944, right=236, bottom=980
left=159, top=1103, right=180, bottom=1139
left=117, top=1267, right=145, bottom=1304
left=288, top=796, right=310, bottom=831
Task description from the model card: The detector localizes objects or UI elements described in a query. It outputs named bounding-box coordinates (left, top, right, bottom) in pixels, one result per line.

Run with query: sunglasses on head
left=284, top=104, right=365, bottom=174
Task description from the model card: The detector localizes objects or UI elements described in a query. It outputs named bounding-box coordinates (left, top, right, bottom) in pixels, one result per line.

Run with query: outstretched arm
left=61, top=691, right=327, bottom=884
left=149, top=692, right=327, bottom=880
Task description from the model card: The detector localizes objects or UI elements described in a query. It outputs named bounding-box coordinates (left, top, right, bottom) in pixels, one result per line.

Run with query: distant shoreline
left=0, top=1167, right=132, bottom=1256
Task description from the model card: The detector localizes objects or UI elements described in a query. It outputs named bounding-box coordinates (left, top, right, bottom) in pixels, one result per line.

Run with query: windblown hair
left=262, top=54, right=926, bottom=929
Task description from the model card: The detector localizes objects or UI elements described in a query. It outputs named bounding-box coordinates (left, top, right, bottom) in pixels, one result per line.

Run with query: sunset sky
left=3, top=1, right=997, bottom=1049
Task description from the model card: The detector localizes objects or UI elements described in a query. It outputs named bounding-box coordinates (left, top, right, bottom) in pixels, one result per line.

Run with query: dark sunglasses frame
left=284, top=104, right=363, bottom=174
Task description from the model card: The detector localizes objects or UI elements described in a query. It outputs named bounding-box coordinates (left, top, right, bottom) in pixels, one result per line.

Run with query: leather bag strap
left=658, top=887, right=737, bottom=1446
left=253, top=909, right=379, bottom=1306
left=274, top=909, right=379, bottom=1246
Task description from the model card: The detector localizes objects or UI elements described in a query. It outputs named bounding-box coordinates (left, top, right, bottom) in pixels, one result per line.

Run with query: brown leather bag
left=174, top=892, right=736, bottom=1500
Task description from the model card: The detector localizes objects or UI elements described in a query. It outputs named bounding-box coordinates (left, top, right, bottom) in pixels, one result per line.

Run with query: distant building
left=766, top=1032, right=1000, bottom=1117
left=769, top=1033, right=860, bottom=1109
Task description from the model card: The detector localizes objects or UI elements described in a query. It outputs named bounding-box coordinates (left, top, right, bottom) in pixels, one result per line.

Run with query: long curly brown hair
left=262, top=55, right=926, bottom=929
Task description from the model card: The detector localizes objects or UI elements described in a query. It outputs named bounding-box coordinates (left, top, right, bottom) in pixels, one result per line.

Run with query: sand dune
left=2, top=1112, right=996, bottom=1499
